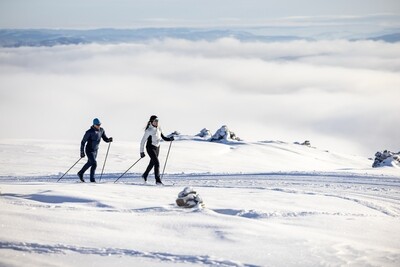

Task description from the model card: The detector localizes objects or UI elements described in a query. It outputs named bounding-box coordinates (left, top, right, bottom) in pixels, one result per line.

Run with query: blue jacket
left=81, top=126, right=110, bottom=153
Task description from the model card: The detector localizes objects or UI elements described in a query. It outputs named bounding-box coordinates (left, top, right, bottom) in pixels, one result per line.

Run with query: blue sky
left=0, top=0, right=399, bottom=28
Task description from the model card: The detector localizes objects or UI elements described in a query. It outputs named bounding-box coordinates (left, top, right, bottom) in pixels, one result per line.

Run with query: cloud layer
left=0, top=39, right=399, bottom=156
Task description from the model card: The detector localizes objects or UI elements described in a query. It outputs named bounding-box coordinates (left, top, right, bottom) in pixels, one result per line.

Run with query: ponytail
left=145, top=121, right=151, bottom=130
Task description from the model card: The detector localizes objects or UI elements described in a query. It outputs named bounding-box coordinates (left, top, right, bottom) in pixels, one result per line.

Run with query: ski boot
left=77, top=172, right=85, bottom=182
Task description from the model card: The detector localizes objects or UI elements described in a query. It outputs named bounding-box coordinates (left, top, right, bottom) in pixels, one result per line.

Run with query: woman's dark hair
left=145, top=115, right=158, bottom=130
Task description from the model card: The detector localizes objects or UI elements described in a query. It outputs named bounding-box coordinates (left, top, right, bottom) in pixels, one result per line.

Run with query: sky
left=0, top=1, right=399, bottom=157
left=0, top=0, right=399, bottom=29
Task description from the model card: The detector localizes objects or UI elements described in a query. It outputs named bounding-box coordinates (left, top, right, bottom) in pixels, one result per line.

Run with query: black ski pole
left=161, top=141, right=173, bottom=180
left=114, top=157, right=142, bottom=183
left=57, top=157, right=83, bottom=182
left=99, top=142, right=111, bottom=183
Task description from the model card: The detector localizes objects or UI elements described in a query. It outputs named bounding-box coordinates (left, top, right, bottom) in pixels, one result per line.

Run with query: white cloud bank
left=0, top=39, right=399, bottom=156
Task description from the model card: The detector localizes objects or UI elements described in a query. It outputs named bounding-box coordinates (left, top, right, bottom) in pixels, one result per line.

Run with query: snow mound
left=372, top=150, right=400, bottom=168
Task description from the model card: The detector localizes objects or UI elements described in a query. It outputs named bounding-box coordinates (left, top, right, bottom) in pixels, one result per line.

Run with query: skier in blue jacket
left=78, top=118, right=113, bottom=182
left=140, top=115, right=174, bottom=185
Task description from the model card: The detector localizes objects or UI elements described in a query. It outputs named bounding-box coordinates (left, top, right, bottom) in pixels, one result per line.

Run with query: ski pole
left=161, top=141, right=173, bottom=180
left=57, top=157, right=83, bottom=182
left=114, top=157, right=142, bottom=183
left=99, top=142, right=111, bottom=182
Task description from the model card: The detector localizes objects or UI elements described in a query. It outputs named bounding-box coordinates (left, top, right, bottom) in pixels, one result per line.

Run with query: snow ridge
left=0, top=241, right=259, bottom=267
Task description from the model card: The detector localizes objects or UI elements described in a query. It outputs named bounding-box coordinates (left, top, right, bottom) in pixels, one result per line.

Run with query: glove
left=170, top=136, right=175, bottom=141
left=140, top=152, right=146, bottom=158
left=108, top=137, right=113, bottom=142
left=80, top=151, right=85, bottom=158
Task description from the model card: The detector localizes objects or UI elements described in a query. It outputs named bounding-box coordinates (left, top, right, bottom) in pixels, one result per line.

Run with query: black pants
left=143, top=145, right=161, bottom=182
left=78, top=150, right=98, bottom=182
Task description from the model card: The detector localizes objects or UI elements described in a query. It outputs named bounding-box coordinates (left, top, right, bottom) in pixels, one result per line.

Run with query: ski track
left=2, top=172, right=400, bottom=219
left=0, top=241, right=259, bottom=267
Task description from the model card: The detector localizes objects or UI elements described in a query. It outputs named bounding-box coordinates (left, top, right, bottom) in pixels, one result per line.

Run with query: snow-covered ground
left=1, top=138, right=399, bottom=266
left=1, top=137, right=398, bottom=177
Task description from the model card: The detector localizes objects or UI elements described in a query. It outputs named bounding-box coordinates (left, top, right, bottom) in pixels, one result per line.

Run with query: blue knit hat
left=93, top=118, right=101, bottom=125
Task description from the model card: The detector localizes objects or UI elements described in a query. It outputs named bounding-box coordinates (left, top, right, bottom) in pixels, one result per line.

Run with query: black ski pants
left=79, top=150, right=98, bottom=182
left=143, top=145, right=161, bottom=181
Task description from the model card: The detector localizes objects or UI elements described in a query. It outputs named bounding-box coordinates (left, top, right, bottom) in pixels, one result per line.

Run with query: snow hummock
left=0, top=138, right=399, bottom=267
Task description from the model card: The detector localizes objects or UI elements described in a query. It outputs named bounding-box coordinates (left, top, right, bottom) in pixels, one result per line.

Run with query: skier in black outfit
left=140, top=115, right=174, bottom=185
left=78, top=118, right=113, bottom=182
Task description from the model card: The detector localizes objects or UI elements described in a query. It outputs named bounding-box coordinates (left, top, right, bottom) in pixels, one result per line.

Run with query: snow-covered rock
left=210, top=125, right=241, bottom=142
left=196, top=128, right=212, bottom=139
left=301, top=140, right=311, bottom=147
left=372, top=150, right=400, bottom=168
left=176, top=187, right=204, bottom=208
left=294, top=140, right=312, bottom=147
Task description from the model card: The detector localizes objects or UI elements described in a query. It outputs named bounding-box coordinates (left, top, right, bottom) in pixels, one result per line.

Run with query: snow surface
left=0, top=138, right=399, bottom=267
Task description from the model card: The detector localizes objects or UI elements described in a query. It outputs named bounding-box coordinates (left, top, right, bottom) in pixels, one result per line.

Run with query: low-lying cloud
left=0, top=39, right=399, bottom=156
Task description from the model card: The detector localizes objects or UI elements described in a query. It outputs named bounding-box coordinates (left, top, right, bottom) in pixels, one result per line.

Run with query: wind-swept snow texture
left=0, top=139, right=399, bottom=266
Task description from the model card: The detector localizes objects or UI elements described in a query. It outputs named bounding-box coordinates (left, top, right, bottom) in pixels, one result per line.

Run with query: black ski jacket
left=80, top=126, right=110, bottom=153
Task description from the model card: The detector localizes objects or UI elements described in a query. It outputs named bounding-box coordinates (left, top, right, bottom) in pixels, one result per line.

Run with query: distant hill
left=1, top=28, right=398, bottom=48
left=0, top=28, right=307, bottom=47
left=368, top=33, right=400, bottom=43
